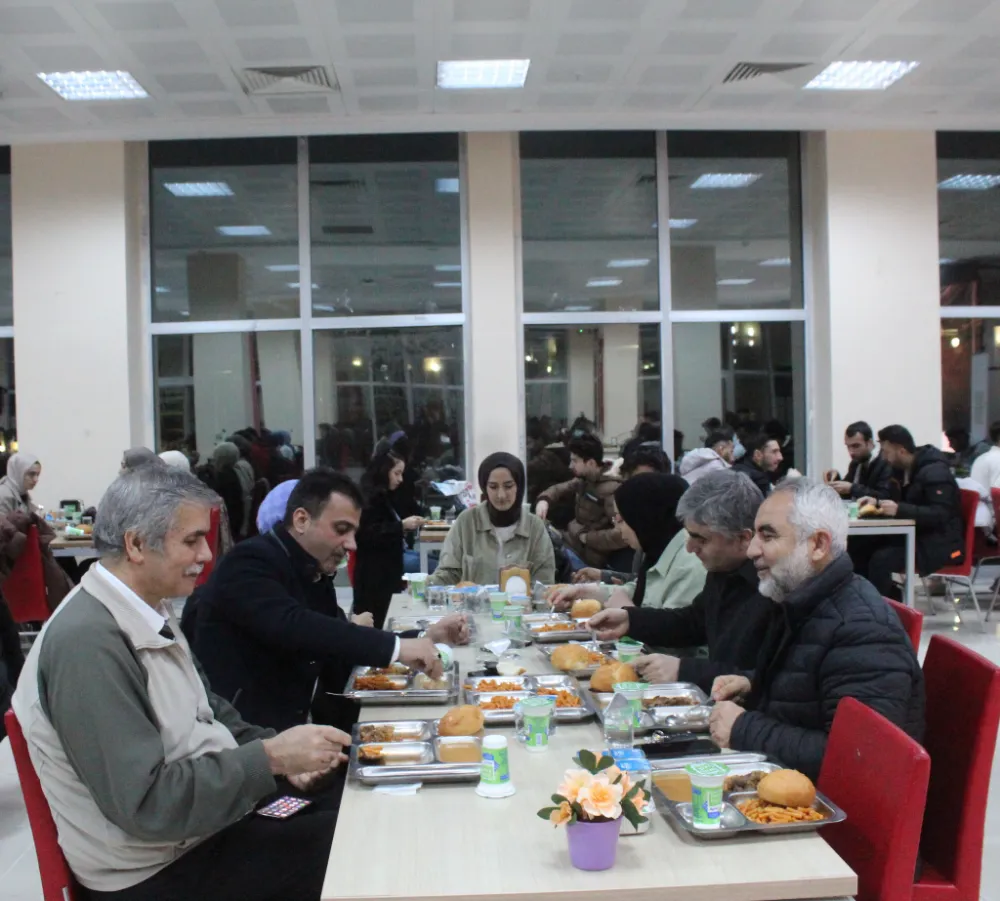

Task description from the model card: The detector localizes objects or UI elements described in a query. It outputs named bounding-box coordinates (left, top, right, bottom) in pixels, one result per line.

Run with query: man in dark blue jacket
left=709, top=477, right=924, bottom=781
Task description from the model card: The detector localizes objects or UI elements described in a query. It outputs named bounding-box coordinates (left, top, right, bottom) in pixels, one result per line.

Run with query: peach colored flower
left=577, top=773, right=624, bottom=820
left=558, top=769, right=592, bottom=803
left=548, top=801, right=573, bottom=826
left=604, top=764, right=623, bottom=784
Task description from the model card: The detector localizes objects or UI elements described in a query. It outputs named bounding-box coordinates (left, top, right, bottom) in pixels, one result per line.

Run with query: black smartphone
left=256, top=796, right=313, bottom=819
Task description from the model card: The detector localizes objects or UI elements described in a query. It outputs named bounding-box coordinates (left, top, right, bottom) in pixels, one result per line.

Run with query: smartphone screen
left=256, top=796, right=313, bottom=819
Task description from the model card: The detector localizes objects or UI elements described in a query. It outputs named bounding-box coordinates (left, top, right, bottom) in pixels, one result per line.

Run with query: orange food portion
left=736, top=798, right=826, bottom=825
left=358, top=745, right=383, bottom=761
left=475, top=680, right=524, bottom=692
left=537, top=688, right=583, bottom=708
left=354, top=675, right=399, bottom=691
left=479, top=696, right=519, bottom=710
left=536, top=622, right=579, bottom=633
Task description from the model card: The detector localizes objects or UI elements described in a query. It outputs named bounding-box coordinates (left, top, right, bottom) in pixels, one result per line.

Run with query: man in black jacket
left=854, top=424, right=965, bottom=598
left=589, top=470, right=773, bottom=694
left=192, top=469, right=467, bottom=733
left=732, top=432, right=782, bottom=496
left=709, top=478, right=924, bottom=781
left=825, top=420, right=896, bottom=500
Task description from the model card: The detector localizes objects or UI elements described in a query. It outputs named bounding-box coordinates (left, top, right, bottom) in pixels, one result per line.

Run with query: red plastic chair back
left=3, top=709, right=79, bottom=901
left=885, top=597, right=923, bottom=649
left=195, top=506, right=221, bottom=588
left=347, top=549, right=356, bottom=586
left=818, top=697, right=930, bottom=901
left=3, top=525, right=50, bottom=623
left=935, top=489, right=978, bottom=578
left=915, top=635, right=1000, bottom=901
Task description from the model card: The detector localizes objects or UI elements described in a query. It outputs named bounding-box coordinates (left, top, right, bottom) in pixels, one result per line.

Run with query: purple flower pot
left=566, top=817, right=621, bottom=871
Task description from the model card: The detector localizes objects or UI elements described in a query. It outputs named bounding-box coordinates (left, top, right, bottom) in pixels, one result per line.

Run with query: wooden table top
left=322, top=596, right=857, bottom=901
left=49, top=536, right=94, bottom=549
left=848, top=518, right=916, bottom=528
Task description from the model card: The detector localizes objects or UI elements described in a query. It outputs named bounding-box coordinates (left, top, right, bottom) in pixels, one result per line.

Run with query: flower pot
left=566, top=817, right=621, bottom=871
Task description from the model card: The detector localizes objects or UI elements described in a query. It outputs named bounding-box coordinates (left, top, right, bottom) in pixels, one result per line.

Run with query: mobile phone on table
left=256, top=796, right=313, bottom=819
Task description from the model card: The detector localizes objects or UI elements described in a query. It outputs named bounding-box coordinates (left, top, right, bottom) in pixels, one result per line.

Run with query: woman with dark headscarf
left=429, top=452, right=555, bottom=586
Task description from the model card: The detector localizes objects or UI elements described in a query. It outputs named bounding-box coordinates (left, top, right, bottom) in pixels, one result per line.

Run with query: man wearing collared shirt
left=13, top=465, right=351, bottom=900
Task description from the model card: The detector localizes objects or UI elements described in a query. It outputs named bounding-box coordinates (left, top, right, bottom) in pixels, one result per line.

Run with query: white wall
left=11, top=142, right=140, bottom=509
left=806, top=130, right=943, bottom=472
left=567, top=328, right=595, bottom=422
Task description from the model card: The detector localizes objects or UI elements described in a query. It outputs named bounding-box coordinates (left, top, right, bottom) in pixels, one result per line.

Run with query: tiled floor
left=2, top=592, right=1000, bottom=901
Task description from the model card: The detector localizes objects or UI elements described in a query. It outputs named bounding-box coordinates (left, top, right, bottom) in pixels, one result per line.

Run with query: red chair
left=885, top=597, right=923, bottom=649
left=927, top=489, right=992, bottom=628
left=915, top=635, right=1000, bottom=901
left=195, top=506, right=221, bottom=588
left=3, top=525, right=50, bottom=624
left=347, top=549, right=357, bottom=586
left=818, top=697, right=930, bottom=901
left=3, top=709, right=80, bottom=901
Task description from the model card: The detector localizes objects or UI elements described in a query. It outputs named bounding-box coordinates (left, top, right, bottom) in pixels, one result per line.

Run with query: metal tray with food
left=584, top=682, right=711, bottom=734
left=539, top=640, right=615, bottom=678
left=462, top=673, right=579, bottom=694
left=525, top=618, right=595, bottom=643
left=521, top=612, right=570, bottom=625
left=651, top=757, right=782, bottom=804
left=342, top=661, right=459, bottom=704
left=349, top=735, right=482, bottom=786
left=466, top=683, right=594, bottom=724
left=353, top=720, right=436, bottom=744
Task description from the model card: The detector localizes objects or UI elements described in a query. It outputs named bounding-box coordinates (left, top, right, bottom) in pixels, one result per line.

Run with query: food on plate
left=437, top=705, right=485, bottom=736
left=478, top=696, right=519, bottom=710
left=653, top=772, right=692, bottom=803
left=535, top=622, right=579, bottom=633
left=369, top=663, right=409, bottom=676
left=456, top=581, right=478, bottom=588
left=437, top=740, right=481, bottom=763
left=413, top=672, right=450, bottom=691
left=358, top=745, right=384, bottom=762
left=475, top=679, right=524, bottom=692
left=737, top=797, right=825, bottom=825
left=859, top=503, right=881, bottom=517
left=724, top=770, right=769, bottom=793
left=757, top=770, right=817, bottom=808
left=550, top=644, right=593, bottom=672
left=358, top=724, right=397, bottom=743
left=642, top=695, right=697, bottom=709
left=354, top=675, right=401, bottom=691
left=536, top=688, right=583, bottom=708
left=571, top=598, right=602, bottom=619
left=590, top=661, right=640, bottom=693
left=496, top=659, right=527, bottom=676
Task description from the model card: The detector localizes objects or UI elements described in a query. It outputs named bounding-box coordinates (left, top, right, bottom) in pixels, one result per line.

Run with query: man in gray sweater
left=13, top=465, right=349, bottom=900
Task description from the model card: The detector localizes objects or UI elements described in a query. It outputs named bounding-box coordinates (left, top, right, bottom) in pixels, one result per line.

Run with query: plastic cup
left=508, top=593, right=532, bottom=611
left=489, top=592, right=508, bottom=621
left=685, top=761, right=730, bottom=830
left=602, top=705, right=635, bottom=749
left=514, top=696, right=556, bottom=751
left=476, top=735, right=516, bottom=798
left=616, top=639, right=642, bottom=664
left=430, top=506, right=442, bottom=520
left=613, top=682, right=645, bottom=728
left=408, top=573, right=428, bottom=602
left=503, top=605, right=523, bottom=633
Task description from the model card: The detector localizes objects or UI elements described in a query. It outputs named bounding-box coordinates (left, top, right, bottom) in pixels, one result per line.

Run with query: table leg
left=419, top=543, right=429, bottom=574
left=905, top=527, right=916, bottom=608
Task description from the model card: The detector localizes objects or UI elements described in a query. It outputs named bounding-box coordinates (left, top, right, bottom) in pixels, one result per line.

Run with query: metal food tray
left=349, top=729, right=482, bottom=786
left=353, top=720, right=436, bottom=744
left=462, top=673, right=577, bottom=694
left=538, top=640, right=617, bottom=678
left=384, top=615, right=478, bottom=639
left=466, top=677, right=595, bottom=724
left=525, top=617, right=595, bottom=643
left=342, top=661, right=460, bottom=704
left=521, top=612, right=570, bottom=624
left=585, top=683, right=711, bottom=734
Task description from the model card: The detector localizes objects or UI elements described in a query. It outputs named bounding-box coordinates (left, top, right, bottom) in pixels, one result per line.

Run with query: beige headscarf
left=0, top=452, right=40, bottom=516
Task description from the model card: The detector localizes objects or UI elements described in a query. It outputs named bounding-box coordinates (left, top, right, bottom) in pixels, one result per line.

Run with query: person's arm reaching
left=625, top=590, right=708, bottom=648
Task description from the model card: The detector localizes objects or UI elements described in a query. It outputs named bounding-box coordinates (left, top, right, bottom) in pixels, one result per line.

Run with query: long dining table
left=321, top=594, right=857, bottom=901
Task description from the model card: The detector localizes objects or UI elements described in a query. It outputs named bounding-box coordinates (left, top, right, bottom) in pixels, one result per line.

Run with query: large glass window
left=940, top=318, right=1000, bottom=440
left=150, top=139, right=299, bottom=322
left=667, top=133, right=802, bottom=311
left=314, top=327, right=463, bottom=478
left=0, top=147, right=11, bottom=327
left=309, top=135, right=461, bottom=317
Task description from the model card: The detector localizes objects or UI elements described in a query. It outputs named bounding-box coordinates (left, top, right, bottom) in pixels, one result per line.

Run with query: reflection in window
left=309, top=135, right=461, bottom=317
left=524, top=325, right=662, bottom=455
left=0, top=148, right=10, bottom=326
left=673, top=322, right=804, bottom=471
left=667, top=133, right=802, bottom=311
left=154, top=333, right=303, bottom=477
left=520, top=133, right=658, bottom=314
left=0, top=339, right=15, bottom=450
left=940, top=319, right=1000, bottom=440
left=314, top=327, right=463, bottom=479
left=150, top=139, right=299, bottom=322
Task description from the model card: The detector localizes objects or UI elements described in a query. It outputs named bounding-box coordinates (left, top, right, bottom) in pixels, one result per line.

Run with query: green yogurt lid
left=685, top=762, right=730, bottom=777
left=612, top=682, right=645, bottom=691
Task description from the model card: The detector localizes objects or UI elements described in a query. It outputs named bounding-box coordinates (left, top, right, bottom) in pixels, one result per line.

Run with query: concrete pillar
left=257, top=331, right=302, bottom=443
left=603, top=324, right=639, bottom=440
left=673, top=323, right=723, bottom=453
left=567, top=328, right=596, bottom=422
left=192, top=334, right=252, bottom=458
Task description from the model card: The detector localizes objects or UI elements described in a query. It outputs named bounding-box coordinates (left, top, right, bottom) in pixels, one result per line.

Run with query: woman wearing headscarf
left=429, top=452, right=555, bottom=586
left=227, top=434, right=256, bottom=536
left=255, top=479, right=298, bottom=534
left=0, top=453, right=41, bottom=517
left=158, top=449, right=192, bottom=472
left=209, top=442, right=246, bottom=542
left=353, top=448, right=425, bottom=628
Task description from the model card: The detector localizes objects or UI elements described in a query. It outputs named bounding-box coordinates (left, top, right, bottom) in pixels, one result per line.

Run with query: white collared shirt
left=96, top=564, right=170, bottom=636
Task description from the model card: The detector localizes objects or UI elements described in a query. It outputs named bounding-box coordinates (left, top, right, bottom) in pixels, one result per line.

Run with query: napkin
left=374, top=783, right=422, bottom=795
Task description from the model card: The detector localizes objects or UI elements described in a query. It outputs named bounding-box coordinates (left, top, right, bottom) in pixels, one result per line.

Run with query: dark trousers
left=850, top=534, right=906, bottom=599
left=83, top=781, right=340, bottom=901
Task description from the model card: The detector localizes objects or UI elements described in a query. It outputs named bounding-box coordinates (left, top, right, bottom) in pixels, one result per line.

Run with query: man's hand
left=572, top=567, right=604, bottom=584
left=878, top=499, right=899, bottom=517
left=604, top=588, right=634, bottom=609
left=262, top=725, right=351, bottom=777
left=856, top=496, right=875, bottom=510
left=709, top=701, right=745, bottom=749
left=535, top=500, right=549, bottom=521
left=633, top=654, right=679, bottom=684
left=402, top=515, right=425, bottom=531
left=351, top=612, right=374, bottom=627
left=711, top=674, right=751, bottom=702
left=588, top=607, right=629, bottom=641
left=426, top=613, right=470, bottom=646
left=829, top=481, right=852, bottom=497
left=398, top=637, right=444, bottom=678
left=822, top=469, right=840, bottom=483
left=549, top=584, right=585, bottom=611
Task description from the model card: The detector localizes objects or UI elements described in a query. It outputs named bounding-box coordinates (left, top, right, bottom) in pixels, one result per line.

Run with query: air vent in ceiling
left=723, top=62, right=809, bottom=84
left=238, top=66, right=337, bottom=96
left=323, top=224, right=374, bottom=235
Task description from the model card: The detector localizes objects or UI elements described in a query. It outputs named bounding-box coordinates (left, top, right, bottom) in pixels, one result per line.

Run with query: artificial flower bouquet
left=537, top=749, right=648, bottom=831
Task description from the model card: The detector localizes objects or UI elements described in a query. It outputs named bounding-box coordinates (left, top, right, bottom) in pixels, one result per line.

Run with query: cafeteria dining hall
left=5, top=2, right=1000, bottom=901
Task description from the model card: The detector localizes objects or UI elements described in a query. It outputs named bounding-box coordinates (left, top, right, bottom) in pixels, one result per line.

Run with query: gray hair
left=676, top=469, right=764, bottom=536
left=94, top=465, right=219, bottom=558
left=773, top=476, right=849, bottom=557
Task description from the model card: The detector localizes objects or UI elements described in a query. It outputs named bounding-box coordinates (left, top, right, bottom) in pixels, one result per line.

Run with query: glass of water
left=602, top=704, right=635, bottom=750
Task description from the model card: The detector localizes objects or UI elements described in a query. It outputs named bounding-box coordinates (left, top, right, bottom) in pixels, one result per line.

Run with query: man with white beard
left=707, top=477, right=924, bottom=780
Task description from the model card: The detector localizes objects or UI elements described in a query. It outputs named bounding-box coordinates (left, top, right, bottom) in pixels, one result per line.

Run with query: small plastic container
left=612, top=681, right=645, bottom=728
left=514, top=696, right=556, bottom=751
left=476, top=735, right=516, bottom=798
left=615, top=639, right=642, bottom=664
left=405, top=573, right=428, bottom=602
left=489, top=592, right=508, bottom=621
left=503, top=605, right=523, bottom=633
left=508, top=593, right=532, bottom=611
left=685, top=761, right=730, bottom=830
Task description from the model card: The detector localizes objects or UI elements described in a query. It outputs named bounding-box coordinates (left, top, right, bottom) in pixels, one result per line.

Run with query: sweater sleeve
left=625, top=592, right=708, bottom=648
left=897, top=468, right=962, bottom=528
left=38, top=620, right=276, bottom=843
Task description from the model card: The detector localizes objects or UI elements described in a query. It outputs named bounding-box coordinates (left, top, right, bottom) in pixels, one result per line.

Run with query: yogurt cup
left=489, top=592, right=508, bottom=621
left=476, top=735, right=516, bottom=798
left=615, top=639, right=642, bottom=664
left=685, top=761, right=729, bottom=830
left=612, top=681, right=645, bottom=728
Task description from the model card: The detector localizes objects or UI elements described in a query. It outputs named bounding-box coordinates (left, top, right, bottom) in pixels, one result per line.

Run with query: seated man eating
left=709, top=477, right=924, bottom=781
left=13, top=465, right=349, bottom=900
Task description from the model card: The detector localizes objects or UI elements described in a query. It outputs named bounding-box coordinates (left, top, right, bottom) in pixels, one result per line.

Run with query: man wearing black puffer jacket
left=709, top=478, right=924, bottom=781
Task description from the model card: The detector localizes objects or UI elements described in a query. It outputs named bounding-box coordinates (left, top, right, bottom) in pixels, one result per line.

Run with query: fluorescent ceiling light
left=717, top=278, right=755, bottom=286
left=938, top=174, right=1000, bottom=191
left=287, top=282, right=319, bottom=289
left=759, top=257, right=791, bottom=267
left=266, top=264, right=299, bottom=272
left=669, top=218, right=698, bottom=229
left=940, top=258, right=955, bottom=265
left=804, top=61, right=918, bottom=92
left=179, top=311, right=190, bottom=317
left=155, top=286, right=170, bottom=294
left=586, top=278, right=622, bottom=288
left=433, top=281, right=462, bottom=288
left=435, top=178, right=459, bottom=194
left=314, top=304, right=336, bottom=313
left=38, top=70, right=148, bottom=100
left=217, top=225, right=271, bottom=236
left=437, top=59, right=530, bottom=90
left=564, top=305, right=594, bottom=312
left=691, top=173, right=761, bottom=189
left=434, top=264, right=461, bottom=272
left=607, top=259, right=650, bottom=269
left=164, top=181, right=233, bottom=197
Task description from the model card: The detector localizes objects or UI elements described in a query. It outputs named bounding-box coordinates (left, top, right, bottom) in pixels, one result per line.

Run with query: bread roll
left=757, top=770, right=816, bottom=808
left=590, top=661, right=639, bottom=693
left=859, top=503, right=880, bottom=517
left=571, top=598, right=602, bottom=619
left=437, top=705, right=485, bottom=737
left=551, top=644, right=591, bottom=672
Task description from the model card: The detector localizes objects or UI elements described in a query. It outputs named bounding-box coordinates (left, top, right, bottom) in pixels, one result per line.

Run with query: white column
left=192, top=334, right=252, bottom=458
left=11, top=142, right=144, bottom=509
left=463, top=133, right=522, bottom=471
left=603, top=324, right=639, bottom=441
left=805, top=131, right=942, bottom=473
left=673, top=323, right=723, bottom=452
left=257, top=331, right=303, bottom=443
left=567, top=328, right=595, bottom=422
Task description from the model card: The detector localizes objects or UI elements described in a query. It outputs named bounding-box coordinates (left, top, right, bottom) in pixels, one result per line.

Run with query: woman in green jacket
left=429, top=452, right=555, bottom=587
